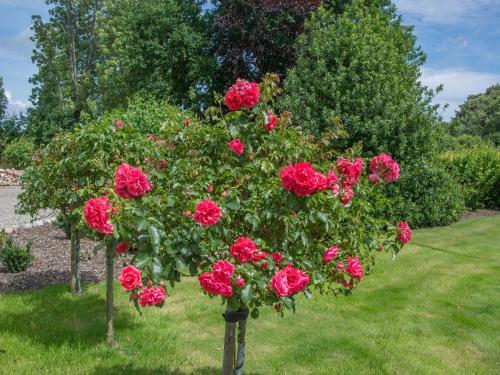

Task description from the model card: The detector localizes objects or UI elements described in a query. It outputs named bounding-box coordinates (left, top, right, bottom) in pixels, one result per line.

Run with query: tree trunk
left=222, top=308, right=237, bottom=375
left=106, top=241, right=115, bottom=345
left=70, top=222, right=81, bottom=294
left=234, top=317, right=247, bottom=375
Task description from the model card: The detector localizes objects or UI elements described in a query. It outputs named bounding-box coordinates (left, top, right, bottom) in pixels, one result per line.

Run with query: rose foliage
left=84, top=75, right=411, bottom=317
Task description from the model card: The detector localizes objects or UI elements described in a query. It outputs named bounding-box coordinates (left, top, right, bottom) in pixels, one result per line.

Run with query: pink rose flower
left=340, top=185, right=354, bottom=205
left=199, top=272, right=233, bottom=298
left=271, top=265, right=310, bottom=297
left=116, top=120, right=123, bottom=128
left=369, top=153, right=400, bottom=183
left=336, top=262, right=346, bottom=272
left=323, top=245, right=339, bottom=263
left=119, top=265, right=142, bottom=291
left=114, top=163, right=153, bottom=199
left=230, top=237, right=257, bottom=264
left=212, top=260, right=235, bottom=284
left=347, top=256, right=364, bottom=281
left=228, top=139, right=244, bottom=155
left=280, top=165, right=296, bottom=192
left=224, top=79, right=260, bottom=111
left=397, top=221, right=412, bottom=244
left=337, top=157, right=363, bottom=187
left=194, top=198, right=221, bottom=227
left=115, top=242, right=129, bottom=254
left=139, top=286, right=166, bottom=307
left=83, top=196, right=114, bottom=235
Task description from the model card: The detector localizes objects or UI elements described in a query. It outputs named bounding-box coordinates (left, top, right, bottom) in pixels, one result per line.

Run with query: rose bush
left=81, top=75, right=411, bottom=371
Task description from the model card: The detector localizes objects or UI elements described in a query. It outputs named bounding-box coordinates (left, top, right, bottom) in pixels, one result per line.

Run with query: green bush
left=0, top=239, right=33, bottom=273
left=440, top=146, right=500, bottom=209
left=380, top=159, right=465, bottom=228
left=2, top=136, right=36, bottom=169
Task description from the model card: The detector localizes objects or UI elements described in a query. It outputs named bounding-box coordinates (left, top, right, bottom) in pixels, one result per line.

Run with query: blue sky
left=0, top=0, right=499, bottom=120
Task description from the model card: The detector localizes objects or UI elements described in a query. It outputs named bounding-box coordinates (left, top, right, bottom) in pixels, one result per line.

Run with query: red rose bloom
left=326, top=170, right=340, bottom=196
left=224, top=79, right=260, bottom=111
left=139, top=286, right=166, bottom=307
left=194, top=198, right=221, bottom=227
left=280, top=165, right=296, bottom=191
left=347, top=256, right=364, bottom=281
left=323, top=245, right=339, bottom=263
left=293, top=162, right=320, bottom=196
left=116, top=120, right=123, bottom=128
left=336, top=262, right=346, bottom=272
left=199, top=272, right=233, bottom=298
left=340, top=185, right=354, bottom=205
left=337, top=157, right=363, bottom=187
left=114, top=163, right=152, bottom=199
left=185, top=117, right=190, bottom=126
left=119, top=265, right=142, bottom=291
left=212, top=260, right=235, bottom=284
left=236, top=276, right=245, bottom=287
left=271, top=265, right=310, bottom=297
left=265, top=112, right=277, bottom=131
left=315, top=172, right=328, bottom=191
left=230, top=237, right=257, bottom=263
left=397, top=221, right=412, bottom=244
left=228, top=139, right=244, bottom=155
left=116, top=241, right=129, bottom=254
left=83, top=196, right=114, bottom=235
left=272, top=251, right=284, bottom=265
left=369, top=153, right=400, bottom=183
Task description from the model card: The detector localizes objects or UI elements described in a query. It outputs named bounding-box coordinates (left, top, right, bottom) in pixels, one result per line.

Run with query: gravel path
left=0, top=225, right=128, bottom=293
left=0, top=186, right=56, bottom=229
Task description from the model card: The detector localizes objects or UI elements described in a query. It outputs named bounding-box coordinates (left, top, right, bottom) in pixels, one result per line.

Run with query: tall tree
left=28, top=0, right=104, bottom=144
left=211, top=0, right=392, bottom=89
left=450, top=84, right=500, bottom=145
left=0, top=76, right=8, bottom=121
left=97, top=0, right=214, bottom=111
left=282, top=0, right=440, bottom=163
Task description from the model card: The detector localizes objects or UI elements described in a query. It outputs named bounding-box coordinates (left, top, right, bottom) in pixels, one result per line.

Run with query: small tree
left=91, top=76, right=412, bottom=371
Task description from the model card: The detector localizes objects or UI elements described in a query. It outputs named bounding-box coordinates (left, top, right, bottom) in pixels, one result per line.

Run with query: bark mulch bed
left=0, top=224, right=127, bottom=293
left=461, top=209, right=499, bottom=221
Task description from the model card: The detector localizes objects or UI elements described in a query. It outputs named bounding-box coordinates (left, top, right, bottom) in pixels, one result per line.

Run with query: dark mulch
left=461, top=209, right=499, bottom=221
left=0, top=225, right=127, bottom=293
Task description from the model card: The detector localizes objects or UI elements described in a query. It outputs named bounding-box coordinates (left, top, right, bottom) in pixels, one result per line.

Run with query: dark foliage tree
left=0, top=77, right=7, bottom=121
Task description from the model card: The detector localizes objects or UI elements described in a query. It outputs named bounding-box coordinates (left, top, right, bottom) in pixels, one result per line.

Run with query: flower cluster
left=368, top=153, right=400, bottom=184
left=114, top=163, right=152, bottom=199
left=199, top=260, right=235, bottom=297
left=280, top=162, right=338, bottom=197
left=119, top=265, right=166, bottom=307
left=225, top=79, right=260, bottom=111
left=194, top=198, right=221, bottom=227
left=336, top=157, right=363, bottom=205
left=265, top=112, right=277, bottom=132
left=83, top=196, right=114, bottom=235
left=397, top=221, right=412, bottom=244
left=271, top=265, right=310, bottom=297
left=323, top=245, right=339, bottom=263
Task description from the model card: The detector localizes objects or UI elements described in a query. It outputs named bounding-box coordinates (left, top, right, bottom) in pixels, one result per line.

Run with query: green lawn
left=1, top=216, right=499, bottom=374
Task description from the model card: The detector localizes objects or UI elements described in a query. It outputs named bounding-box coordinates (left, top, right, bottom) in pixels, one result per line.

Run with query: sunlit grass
left=0, top=216, right=499, bottom=374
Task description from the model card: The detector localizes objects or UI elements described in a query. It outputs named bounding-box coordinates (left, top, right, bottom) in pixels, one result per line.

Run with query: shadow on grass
left=93, top=364, right=264, bottom=375
left=413, top=243, right=493, bottom=261
left=0, top=282, right=139, bottom=348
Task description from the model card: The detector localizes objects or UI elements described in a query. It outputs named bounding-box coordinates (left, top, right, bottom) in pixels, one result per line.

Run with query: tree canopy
left=450, top=84, right=500, bottom=145
left=281, top=0, right=440, bottom=163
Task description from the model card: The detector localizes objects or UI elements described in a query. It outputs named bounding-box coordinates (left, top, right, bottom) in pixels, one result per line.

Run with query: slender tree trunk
left=234, top=317, right=247, bottom=375
left=70, top=222, right=81, bottom=294
left=222, top=308, right=237, bottom=375
left=106, top=241, right=115, bottom=345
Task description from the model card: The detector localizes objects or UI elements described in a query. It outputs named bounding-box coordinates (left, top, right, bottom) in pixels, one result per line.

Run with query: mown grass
left=0, top=216, right=499, bottom=374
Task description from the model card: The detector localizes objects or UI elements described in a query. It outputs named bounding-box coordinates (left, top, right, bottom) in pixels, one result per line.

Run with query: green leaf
left=240, top=284, right=253, bottom=306
left=151, top=257, right=163, bottom=279
left=134, top=253, right=151, bottom=269
left=260, top=160, right=275, bottom=174
left=148, top=225, right=161, bottom=255
left=137, top=219, right=149, bottom=232
left=250, top=307, right=260, bottom=319
left=226, top=199, right=240, bottom=210
left=227, top=295, right=240, bottom=310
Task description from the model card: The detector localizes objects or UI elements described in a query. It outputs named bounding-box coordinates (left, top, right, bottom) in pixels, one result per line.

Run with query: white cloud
left=0, top=26, right=34, bottom=62
left=394, top=0, right=500, bottom=24
left=421, top=68, right=500, bottom=120
left=5, top=90, right=31, bottom=113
